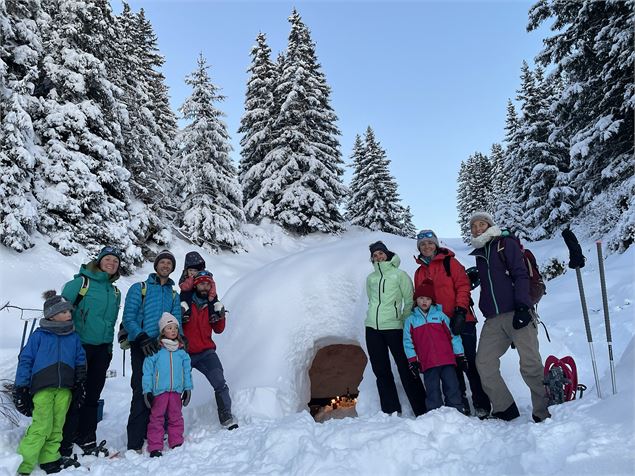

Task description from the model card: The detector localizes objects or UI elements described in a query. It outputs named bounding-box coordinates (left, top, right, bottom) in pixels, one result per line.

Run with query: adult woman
left=59, top=246, right=122, bottom=457
left=413, top=229, right=491, bottom=417
left=365, top=241, right=427, bottom=416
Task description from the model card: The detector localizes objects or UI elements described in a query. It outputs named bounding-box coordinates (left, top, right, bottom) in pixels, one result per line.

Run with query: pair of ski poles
left=562, top=229, right=617, bottom=398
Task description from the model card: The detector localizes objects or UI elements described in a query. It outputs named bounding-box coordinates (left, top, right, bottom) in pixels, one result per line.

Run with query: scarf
left=471, top=225, right=502, bottom=249
left=192, top=292, right=208, bottom=308
left=39, top=318, right=75, bottom=335
left=418, top=253, right=435, bottom=265
left=161, top=338, right=180, bottom=352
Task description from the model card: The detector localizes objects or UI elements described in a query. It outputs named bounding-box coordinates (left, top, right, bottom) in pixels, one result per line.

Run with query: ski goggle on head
left=416, top=230, right=435, bottom=240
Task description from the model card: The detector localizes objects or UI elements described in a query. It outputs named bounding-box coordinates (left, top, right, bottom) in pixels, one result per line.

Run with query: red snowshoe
left=543, top=355, right=585, bottom=405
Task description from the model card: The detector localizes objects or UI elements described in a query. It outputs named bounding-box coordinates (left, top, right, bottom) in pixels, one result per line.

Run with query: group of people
left=13, top=249, right=236, bottom=474
left=364, top=211, right=551, bottom=424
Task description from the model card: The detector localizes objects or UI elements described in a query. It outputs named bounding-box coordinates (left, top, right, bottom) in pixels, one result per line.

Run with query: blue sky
left=116, top=0, right=548, bottom=238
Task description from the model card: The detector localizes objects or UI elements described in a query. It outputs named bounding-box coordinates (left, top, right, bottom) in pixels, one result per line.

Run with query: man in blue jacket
left=122, top=250, right=181, bottom=452
left=469, top=212, right=550, bottom=423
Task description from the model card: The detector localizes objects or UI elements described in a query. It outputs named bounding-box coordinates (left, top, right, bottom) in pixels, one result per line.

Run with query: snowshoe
left=40, top=455, right=80, bottom=474
left=80, top=439, right=110, bottom=457
left=544, top=355, right=579, bottom=406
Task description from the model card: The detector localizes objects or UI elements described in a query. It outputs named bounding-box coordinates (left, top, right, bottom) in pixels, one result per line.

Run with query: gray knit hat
left=469, top=211, right=495, bottom=228
left=416, top=229, right=439, bottom=251
left=42, top=290, right=73, bottom=319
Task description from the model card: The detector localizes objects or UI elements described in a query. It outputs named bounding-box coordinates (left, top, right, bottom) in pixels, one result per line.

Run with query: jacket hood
left=78, top=260, right=120, bottom=283
left=373, top=252, right=401, bottom=271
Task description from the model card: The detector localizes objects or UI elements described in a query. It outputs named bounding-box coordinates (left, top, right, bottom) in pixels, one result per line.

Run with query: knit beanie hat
left=184, top=251, right=205, bottom=271
left=154, top=250, right=176, bottom=273
left=416, top=229, right=439, bottom=251
left=469, top=211, right=495, bottom=229
left=96, top=245, right=122, bottom=267
left=414, top=279, right=436, bottom=302
left=193, top=270, right=214, bottom=287
left=42, top=290, right=74, bottom=319
left=369, top=241, right=389, bottom=256
left=158, top=312, right=179, bottom=333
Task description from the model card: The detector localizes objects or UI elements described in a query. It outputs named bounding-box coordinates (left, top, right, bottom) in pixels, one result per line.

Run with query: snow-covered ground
left=0, top=225, right=633, bottom=475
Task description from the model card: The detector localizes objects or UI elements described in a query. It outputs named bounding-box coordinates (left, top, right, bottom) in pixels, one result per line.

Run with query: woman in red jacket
left=413, top=229, right=491, bottom=418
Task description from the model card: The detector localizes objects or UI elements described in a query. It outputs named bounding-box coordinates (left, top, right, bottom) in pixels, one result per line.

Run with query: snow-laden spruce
left=174, top=54, right=244, bottom=251
left=456, top=151, right=492, bottom=243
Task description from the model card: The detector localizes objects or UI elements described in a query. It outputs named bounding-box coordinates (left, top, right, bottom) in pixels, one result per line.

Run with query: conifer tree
left=345, top=134, right=366, bottom=221
left=456, top=152, right=493, bottom=243
left=175, top=54, right=244, bottom=251
left=400, top=206, right=417, bottom=238
left=239, top=32, right=276, bottom=222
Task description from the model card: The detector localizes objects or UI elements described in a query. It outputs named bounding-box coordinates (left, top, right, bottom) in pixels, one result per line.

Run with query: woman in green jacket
left=365, top=241, right=427, bottom=416
left=59, top=246, right=122, bottom=457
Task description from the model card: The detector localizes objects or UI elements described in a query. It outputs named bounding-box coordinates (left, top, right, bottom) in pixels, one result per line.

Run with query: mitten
left=456, top=355, right=468, bottom=372
left=181, top=301, right=191, bottom=324
left=209, top=302, right=226, bottom=323
left=143, top=392, right=154, bottom=409
left=13, top=386, right=33, bottom=417
left=408, top=361, right=421, bottom=378
left=137, top=332, right=160, bottom=356
left=181, top=390, right=191, bottom=407
left=450, top=307, right=467, bottom=335
left=512, top=305, right=532, bottom=330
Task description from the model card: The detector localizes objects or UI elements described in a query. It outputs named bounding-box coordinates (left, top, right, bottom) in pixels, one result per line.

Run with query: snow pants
left=17, top=388, right=71, bottom=474
left=61, top=343, right=112, bottom=456
left=476, top=311, right=550, bottom=420
left=423, top=364, right=463, bottom=411
left=127, top=341, right=150, bottom=450
left=190, top=349, right=232, bottom=423
left=146, top=392, right=184, bottom=451
left=365, top=327, right=427, bottom=416
left=455, top=322, right=491, bottom=413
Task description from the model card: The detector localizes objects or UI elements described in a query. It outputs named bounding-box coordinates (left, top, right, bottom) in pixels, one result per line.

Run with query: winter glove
left=209, top=302, right=226, bottom=324
left=512, top=305, right=532, bottom=330
left=118, top=325, right=130, bottom=350
left=137, top=332, right=160, bottom=356
left=408, top=361, right=421, bottom=378
left=181, top=390, right=191, bottom=407
left=143, top=393, right=154, bottom=409
left=73, top=380, right=87, bottom=409
left=13, top=385, right=33, bottom=417
left=181, top=301, right=191, bottom=324
left=450, top=307, right=467, bottom=336
left=456, top=355, right=468, bottom=372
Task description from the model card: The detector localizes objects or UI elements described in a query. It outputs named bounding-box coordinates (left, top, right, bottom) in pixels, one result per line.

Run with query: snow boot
left=461, top=396, right=471, bottom=416
left=491, top=402, right=520, bottom=421
left=532, top=412, right=551, bottom=423
left=40, top=455, right=80, bottom=474
left=80, top=439, right=110, bottom=457
left=220, top=412, right=239, bottom=431
left=475, top=407, right=491, bottom=420
left=150, top=450, right=162, bottom=458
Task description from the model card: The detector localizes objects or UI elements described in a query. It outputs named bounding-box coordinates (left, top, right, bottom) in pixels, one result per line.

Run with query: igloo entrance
left=308, top=344, right=368, bottom=422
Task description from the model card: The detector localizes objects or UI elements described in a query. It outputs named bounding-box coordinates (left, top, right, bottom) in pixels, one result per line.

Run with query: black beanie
left=184, top=251, right=205, bottom=271
left=154, top=250, right=176, bottom=273
left=369, top=241, right=390, bottom=256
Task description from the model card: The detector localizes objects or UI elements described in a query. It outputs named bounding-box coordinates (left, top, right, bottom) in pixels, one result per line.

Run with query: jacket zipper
left=169, top=352, right=173, bottom=392
left=57, top=335, right=61, bottom=388
left=484, top=243, right=499, bottom=315
left=376, top=265, right=384, bottom=330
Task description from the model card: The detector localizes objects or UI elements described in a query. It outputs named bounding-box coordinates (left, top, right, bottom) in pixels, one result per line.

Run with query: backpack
left=495, top=231, right=546, bottom=306
left=72, top=276, right=120, bottom=307
left=543, top=355, right=585, bottom=405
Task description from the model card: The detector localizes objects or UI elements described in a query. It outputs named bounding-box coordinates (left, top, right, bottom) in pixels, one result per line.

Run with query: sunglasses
left=195, top=270, right=212, bottom=278
left=417, top=231, right=435, bottom=240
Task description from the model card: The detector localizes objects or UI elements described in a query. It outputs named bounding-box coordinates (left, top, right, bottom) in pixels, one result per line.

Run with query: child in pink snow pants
left=142, top=313, right=193, bottom=457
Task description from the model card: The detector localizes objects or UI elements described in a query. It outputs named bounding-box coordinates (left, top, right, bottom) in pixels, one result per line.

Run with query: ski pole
left=596, top=241, right=617, bottom=394
left=562, top=229, right=602, bottom=398
left=122, top=349, right=126, bottom=378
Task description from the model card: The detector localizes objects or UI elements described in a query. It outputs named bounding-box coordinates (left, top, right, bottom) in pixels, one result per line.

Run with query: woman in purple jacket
left=468, top=211, right=550, bottom=423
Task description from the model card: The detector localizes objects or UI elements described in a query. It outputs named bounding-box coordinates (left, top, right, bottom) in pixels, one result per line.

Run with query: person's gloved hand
left=209, top=302, right=226, bottom=324
left=137, top=332, right=160, bottom=356
left=13, top=386, right=33, bottom=417
left=450, top=307, right=467, bottom=335
left=408, top=361, right=421, bottom=378
left=181, top=390, right=191, bottom=407
left=456, top=355, right=468, bottom=372
left=513, top=305, right=532, bottom=330
left=118, top=325, right=130, bottom=350
left=143, top=393, right=154, bottom=409
left=73, top=365, right=87, bottom=409
left=181, top=302, right=191, bottom=324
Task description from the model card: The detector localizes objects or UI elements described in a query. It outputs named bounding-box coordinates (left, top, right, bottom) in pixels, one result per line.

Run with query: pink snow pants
left=146, top=392, right=184, bottom=451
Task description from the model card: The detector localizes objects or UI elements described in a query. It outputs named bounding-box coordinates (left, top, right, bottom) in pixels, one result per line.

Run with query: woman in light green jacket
left=365, top=241, right=427, bottom=416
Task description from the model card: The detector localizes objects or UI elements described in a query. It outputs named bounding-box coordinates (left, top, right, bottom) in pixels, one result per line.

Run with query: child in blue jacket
left=14, top=291, right=86, bottom=475
left=142, top=312, right=193, bottom=457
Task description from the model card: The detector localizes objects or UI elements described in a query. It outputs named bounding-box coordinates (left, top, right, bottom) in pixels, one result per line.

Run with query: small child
left=14, top=291, right=86, bottom=475
left=403, top=279, right=466, bottom=412
left=179, top=252, right=217, bottom=309
left=142, top=312, right=193, bottom=457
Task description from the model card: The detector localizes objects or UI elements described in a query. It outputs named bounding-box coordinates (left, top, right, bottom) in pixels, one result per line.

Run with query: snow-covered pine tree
left=345, top=134, right=366, bottom=221
left=174, top=54, right=244, bottom=251
left=0, top=0, right=43, bottom=251
left=254, top=9, right=346, bottom=234
left=33, top=0, right=141, bottom=269
left=528, top=0, right=634, bottom=251
left=349, top=127, right=403, bottom=234
left=238, top=32, right=276, bottom=222
left=400, top=206, right=417, bottom=238
left=456, top=151, right=493, bottom=243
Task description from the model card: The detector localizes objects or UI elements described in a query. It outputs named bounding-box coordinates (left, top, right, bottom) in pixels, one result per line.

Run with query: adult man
left=122, top=250, right=182, bottom=451
left=468, top=212, right=550, bottom=422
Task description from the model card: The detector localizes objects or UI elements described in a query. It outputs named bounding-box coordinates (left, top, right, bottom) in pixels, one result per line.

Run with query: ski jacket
left=15, top=326, right=86, bottom=394
left=123, top=274, right=182, bottom=341
left=403, top=304, right=463, bottom=372
left=365, top=254, right=414, bottom=330
left=61, top=261, right=121, bottom=346
left=181, top=296, right=225, bottom=354
left=413, top=248, right=476, bottom=323
left=469, top=236, right=531, bottom=318
left=142, top=344, right=193, bottom=396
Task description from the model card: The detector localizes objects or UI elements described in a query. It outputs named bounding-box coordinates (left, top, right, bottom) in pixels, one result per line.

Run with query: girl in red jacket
left=413, top=229, right=491, bottom=418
